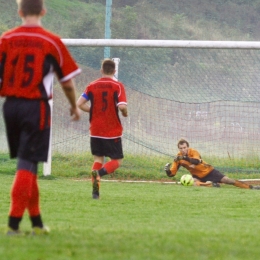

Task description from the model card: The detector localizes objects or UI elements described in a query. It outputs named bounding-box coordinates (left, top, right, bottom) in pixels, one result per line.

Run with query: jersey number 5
left=102, top=91, right=108, bottom=111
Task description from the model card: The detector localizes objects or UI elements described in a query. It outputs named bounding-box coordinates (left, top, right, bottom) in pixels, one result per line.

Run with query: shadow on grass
left=38, top=175, right=58, bottom=180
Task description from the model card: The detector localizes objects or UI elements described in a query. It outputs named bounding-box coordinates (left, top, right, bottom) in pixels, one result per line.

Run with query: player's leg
left=192, top=177, right=218, bottom=187
left=90, top=137, right=123, bottom=199
left=90, top=137, right=105, bottom=199
left=11, top=100, right=50, bottom=234
left=24, top=100, right=50, bottom=233
left=98, top=159, right=122, bottom=177
left=3, top=99, right=25, bottom=234
left=193, top=180, right=217, bottom=187
left=220, top=176, right=252, bottom=189
left=91, top=155, right=104, bottom=199
left=27, top=169, right=50, bottom=235
left=8, top=163, right=34, bottom=233
left=91, top=156, right=122, bottom=199
left=92, top=156, right=104, bottom=171
left=8, top=159, right=44, bottom=231
left=97, top=138, right=123, bottom=177
left=26, top=163, right=43, bottom=228
left=194, top=169, right=223, bottom=188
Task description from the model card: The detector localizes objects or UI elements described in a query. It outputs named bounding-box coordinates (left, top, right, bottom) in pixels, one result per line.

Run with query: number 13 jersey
left=82, top=77, right=127, bottom=138
left=0, top=25, right=81, bottom=99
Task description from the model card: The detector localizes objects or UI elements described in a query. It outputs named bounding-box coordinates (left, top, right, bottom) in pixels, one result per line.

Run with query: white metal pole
left=62, top=39, right=260, bottom=49
left=43, top=99, right=53, bottom=176
left=112, top=57, right=120, bottom=81
left=104, top=0, right=112, bottom=58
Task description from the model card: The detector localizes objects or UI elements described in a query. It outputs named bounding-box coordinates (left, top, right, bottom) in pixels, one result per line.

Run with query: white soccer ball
left=180, top=174, right=194, bottom=186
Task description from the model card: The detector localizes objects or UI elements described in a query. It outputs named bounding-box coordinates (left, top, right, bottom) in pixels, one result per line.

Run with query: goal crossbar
left=62, top=39, right=260, bottom=49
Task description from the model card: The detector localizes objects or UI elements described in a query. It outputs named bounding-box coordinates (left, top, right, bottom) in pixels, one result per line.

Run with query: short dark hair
left=177, top=138, right=189, bottom=148
left=101, top=59, right=115, bottom=75
left=16, top=0, right=44, bottom=16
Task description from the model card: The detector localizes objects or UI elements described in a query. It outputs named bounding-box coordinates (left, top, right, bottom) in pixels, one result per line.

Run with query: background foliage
left=1, top=0, right=260, bottom=40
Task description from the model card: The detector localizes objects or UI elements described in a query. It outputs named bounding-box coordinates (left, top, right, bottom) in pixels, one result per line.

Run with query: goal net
left=1, top=40, right=260, bottom=179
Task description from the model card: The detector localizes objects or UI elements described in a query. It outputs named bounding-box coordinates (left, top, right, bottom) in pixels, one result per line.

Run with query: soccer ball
left=180, top=174, right=194, bottom=186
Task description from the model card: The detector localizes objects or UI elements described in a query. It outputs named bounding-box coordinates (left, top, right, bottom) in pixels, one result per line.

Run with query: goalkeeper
left=164, top=138, right=260, bottom=189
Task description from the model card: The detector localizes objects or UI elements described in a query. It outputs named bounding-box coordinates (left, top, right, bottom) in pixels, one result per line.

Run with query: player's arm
left=164, top=161, right=179, bottom=177
left=118, top=104, right=127, bottom=117
left=0, top=58, right=3, bottom=86
left=77, top=94, right=90, bottom=113
left=181, top=149, right=202, bottom=165
left=0, top=41, right=4, bottom=86
left=60, top=79, right=80, bottom=121
left=173, top=151, right=202, bottom=165
left=118, top=84, right=127, bottom=117
left=181, top=156, right=201, bottom=165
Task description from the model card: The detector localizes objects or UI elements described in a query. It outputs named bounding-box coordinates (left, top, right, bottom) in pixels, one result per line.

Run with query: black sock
left=8, top=216, right=22, bottom=230
left=30, top=215, right=43, bottom=228
left=99, top=168, right=108, bottom=177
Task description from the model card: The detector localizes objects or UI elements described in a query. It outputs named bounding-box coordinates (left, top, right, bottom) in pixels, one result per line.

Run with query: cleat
left=251, top=186, right=260, bottom=190
left=6, top=228, right=24, bottom=236
left=92, top=170, right=100, bottom=199
left=31, top=226, right=50, bottom=235
left=212, top=182, right=221, bottom=188
left=92, top=193, right=100, bottom=199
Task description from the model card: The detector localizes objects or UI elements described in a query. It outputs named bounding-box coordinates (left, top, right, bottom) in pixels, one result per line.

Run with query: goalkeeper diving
left=165, top=138, right=260, bottom=189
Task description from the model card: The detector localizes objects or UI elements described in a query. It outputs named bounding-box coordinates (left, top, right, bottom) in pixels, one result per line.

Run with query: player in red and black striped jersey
left=77, top=58, right=128, bottom=199
left=0, top=0, right=81, bottom=235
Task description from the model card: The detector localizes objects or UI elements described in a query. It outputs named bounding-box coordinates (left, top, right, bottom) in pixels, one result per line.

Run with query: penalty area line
left=73, top=178, right=181, bottom=185
left=73, top=178, right=260, bottom=185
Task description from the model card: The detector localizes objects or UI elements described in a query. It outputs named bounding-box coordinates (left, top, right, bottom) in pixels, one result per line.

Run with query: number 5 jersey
left=81, top=77, right=127, bottom=138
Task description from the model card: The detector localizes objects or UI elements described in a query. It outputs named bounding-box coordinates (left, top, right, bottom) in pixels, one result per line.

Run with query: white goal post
left=43, top=53, right=121, bottom=176
left=62, top=39, right=260, bottom=49
left=43, top=39, right=260, bottom=176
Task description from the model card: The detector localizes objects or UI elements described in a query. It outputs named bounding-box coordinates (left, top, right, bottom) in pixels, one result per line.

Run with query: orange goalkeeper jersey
left=170, top=148, right=214, bottom=179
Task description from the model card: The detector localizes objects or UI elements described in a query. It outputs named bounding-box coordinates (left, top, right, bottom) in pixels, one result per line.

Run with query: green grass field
left=1, top=171, right=260, bottom=260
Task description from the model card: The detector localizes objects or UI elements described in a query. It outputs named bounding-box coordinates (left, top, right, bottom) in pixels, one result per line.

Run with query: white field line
left=73, top=178, right=260, bottom=184
left=74, top=178, right=180, bottom=184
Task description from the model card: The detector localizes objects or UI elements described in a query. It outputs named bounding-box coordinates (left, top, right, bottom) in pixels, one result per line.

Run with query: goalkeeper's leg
left=220, top=176, right=252, bottom=189
left=194, top=180, right=220, bottom=187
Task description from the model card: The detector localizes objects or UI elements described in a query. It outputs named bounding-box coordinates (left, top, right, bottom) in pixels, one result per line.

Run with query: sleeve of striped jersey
left=0, top=39, right=3, bottom=85
left=117, top=83, right=127, bottom=105
left=81, top=93, right=89, bottom=100
left=56, top=38, right=81, bottom=82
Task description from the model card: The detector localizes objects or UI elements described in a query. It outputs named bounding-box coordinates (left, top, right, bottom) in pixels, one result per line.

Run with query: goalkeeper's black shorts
left=194, top=169, right=225, bottom=183
left=90, top=137, right=124, bottom=159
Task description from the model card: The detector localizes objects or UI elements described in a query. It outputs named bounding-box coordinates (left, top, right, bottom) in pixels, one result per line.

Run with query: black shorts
left=195, top=169, right=225, bottom=183
left=3, top=97, right=51, bottom=162
left=90, top=137, right=124, bottom=159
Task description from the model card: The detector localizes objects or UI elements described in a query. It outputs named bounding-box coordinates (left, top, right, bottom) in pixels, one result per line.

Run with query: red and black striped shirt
left=82, top=77, right=127, bottom=138
left=0, top=25, right=81, bottom=99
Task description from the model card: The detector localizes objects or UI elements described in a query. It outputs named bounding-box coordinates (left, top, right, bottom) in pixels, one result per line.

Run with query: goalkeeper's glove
left=174, top=156, right=184, bottom=162
left=182, top=156, right=201, bottom=165
left=174, top=155, right=201, bottom=165
left=164, top=163, right=172, bottom=177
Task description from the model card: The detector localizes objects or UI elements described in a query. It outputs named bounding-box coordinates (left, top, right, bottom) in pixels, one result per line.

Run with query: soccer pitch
left=0, top=174, right=260, bottom=260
